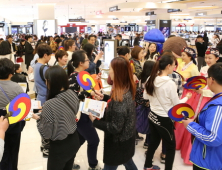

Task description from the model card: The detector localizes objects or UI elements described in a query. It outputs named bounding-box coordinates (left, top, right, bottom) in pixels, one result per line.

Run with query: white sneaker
left=88, top=165, right=102, bottom=170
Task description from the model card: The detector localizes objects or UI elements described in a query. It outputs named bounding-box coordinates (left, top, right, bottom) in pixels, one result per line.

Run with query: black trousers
left=193, top=164, right=205, bottom=170
left=47, top=131, right=80, bottom=170
left=77, top=114, right=100, bottom=168
left=144, top=112, right=176, bottom=170
left=0, top=132, right=21, bottom=170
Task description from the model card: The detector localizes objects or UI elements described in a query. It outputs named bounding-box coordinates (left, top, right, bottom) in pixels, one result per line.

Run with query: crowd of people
left=0, top=31, right=221, bottom=170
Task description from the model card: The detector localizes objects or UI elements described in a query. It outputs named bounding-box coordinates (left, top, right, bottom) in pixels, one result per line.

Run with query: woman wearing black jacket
left=17, top=39, right=26, bottom=57
left=11, top=64, right=29, bottom=93
left=89, top=57, right=138, bottom=170
left=133, top=33, right=140, bottom=46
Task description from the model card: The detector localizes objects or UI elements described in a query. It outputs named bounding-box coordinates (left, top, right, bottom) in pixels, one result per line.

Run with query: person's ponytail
left=145, top=61, right=160, bottom=96
left=145, top=53, right=175, bottom=96
left=67, top=60, right=74, bottom=76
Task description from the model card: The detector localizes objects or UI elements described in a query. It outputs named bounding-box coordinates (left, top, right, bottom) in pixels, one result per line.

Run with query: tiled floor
left=18, top=119, right=193, bottom=170
left=20, top=81, right=193, bottom=170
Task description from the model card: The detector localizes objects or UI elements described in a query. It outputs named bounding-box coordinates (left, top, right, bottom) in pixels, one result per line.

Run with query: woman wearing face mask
left=89, top=57, right=138, bottom=170
left=144, top=43, right=159, bottom=62
left=196, top=48, right=220, bottom=113
left=67, top=50, right=102, bottom=170
left=32, top=66, right=80, bottom=170
left=143, top=54, right=191, bottom=170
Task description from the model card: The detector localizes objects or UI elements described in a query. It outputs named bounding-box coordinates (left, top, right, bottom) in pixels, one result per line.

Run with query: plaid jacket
left=168, top=71, right=183, bottom=97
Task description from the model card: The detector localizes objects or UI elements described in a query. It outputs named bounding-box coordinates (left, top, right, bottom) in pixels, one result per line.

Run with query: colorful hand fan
left=77, top=71, right=96, bottom=93
left=168, top=103, right=195, bottom=122
left=184, top=76, right=207, bottom=90
left=6, top=93, right=31, bottom=124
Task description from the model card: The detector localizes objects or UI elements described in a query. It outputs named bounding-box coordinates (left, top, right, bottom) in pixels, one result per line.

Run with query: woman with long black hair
left=67, top=50, right=102, bottom=170
left=143, top=54, right=192, bottom=170
left=82, top=43, right=102, bottom=75
left=32, top=66, right=80, bottom=170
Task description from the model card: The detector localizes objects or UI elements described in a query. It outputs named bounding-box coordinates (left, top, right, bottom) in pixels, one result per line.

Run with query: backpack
left=39, top=65, right=47, bottom=82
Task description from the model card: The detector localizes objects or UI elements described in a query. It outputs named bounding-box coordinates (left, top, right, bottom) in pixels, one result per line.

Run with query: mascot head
left=163, top=37, right=187, bottom=56
left=144, top=28, right=165, bottom=54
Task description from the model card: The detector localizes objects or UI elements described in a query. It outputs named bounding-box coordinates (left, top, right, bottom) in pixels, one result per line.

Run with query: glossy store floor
left=17, top=119, right=193, bottom=170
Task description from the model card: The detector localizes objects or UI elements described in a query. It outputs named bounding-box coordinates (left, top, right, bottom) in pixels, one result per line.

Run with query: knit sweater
left=93, top=91, right=136, bottom=166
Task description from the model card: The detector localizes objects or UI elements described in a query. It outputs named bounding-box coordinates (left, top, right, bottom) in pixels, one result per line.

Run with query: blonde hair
left=50, top=41, right=57, bottom=53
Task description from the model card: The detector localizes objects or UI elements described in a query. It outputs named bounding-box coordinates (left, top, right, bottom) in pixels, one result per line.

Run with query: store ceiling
left=0, top=0, right=221, bottom=23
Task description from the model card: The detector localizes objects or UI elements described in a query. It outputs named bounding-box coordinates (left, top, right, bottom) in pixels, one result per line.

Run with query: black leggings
left=193, top=164, right=205, bottom=170
left=144, top=112, right=175, bottom=170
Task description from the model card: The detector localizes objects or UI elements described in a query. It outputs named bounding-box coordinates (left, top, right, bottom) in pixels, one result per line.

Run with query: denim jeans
left=103, top=158, right=138, bottom=170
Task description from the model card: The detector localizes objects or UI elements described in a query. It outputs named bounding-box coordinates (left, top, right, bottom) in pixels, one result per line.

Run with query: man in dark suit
left=60, top=34, right=65, bottom=47
left=116, top=34, right=124, bottom=47
left=6, top=35, right=17, bottom=62
left=79, top=34, right=84, bottom=45
left=25, top=36, right=34, bottom=69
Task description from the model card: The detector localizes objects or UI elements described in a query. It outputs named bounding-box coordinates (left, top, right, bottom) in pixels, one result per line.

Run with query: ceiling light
left=161, top=0, right=184, bottom=3
left=189, top=6, right=218, bottom=9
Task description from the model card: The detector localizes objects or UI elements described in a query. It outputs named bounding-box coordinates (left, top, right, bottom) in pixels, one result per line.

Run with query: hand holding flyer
left=79, top=98, right=107, bottom=119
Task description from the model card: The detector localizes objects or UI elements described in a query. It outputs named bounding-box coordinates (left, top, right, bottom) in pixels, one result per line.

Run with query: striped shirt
left=37, top=89, right=79, bottom=141
left=0, top=80, right=24, bottom=109
left=0, top=80, right=25, bottom=134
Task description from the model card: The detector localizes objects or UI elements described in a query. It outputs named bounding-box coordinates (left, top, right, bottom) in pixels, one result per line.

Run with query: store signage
left=195, top=12, right=207, bottom=16
left=145, top=11, right=155, bottom=16
left=109, top=6, right=119, bottom=12
left=146, top=20, right=156, bottom=25
left=91, top=25, right=95, bottom=27
left=96, top=10, right=103, bottom=15
left=113, top=18, right=119, bottom=20
left=177, top=23, right=186, bottom=27
left=15, top=25, right=31, bottom=28
left=69, top=19, right=85, bottom=22
left=120, top=21, right=127, bottom=23
left=129, top=23, right=136, bottom=26
left=27, top=22, right=33, bottom=25
left=167, top=9, right=181, bottom=13
left=0, top=23, right=5, bottom=27
left=159, top=20, right=172, bottom=27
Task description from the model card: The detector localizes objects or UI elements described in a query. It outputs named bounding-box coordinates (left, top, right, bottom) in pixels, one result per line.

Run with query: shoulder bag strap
left=0, top=85, right=11, bottom=102
left=39, top=65, right=46, bottom=82
left=154, top=91, right=167, bottom=113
